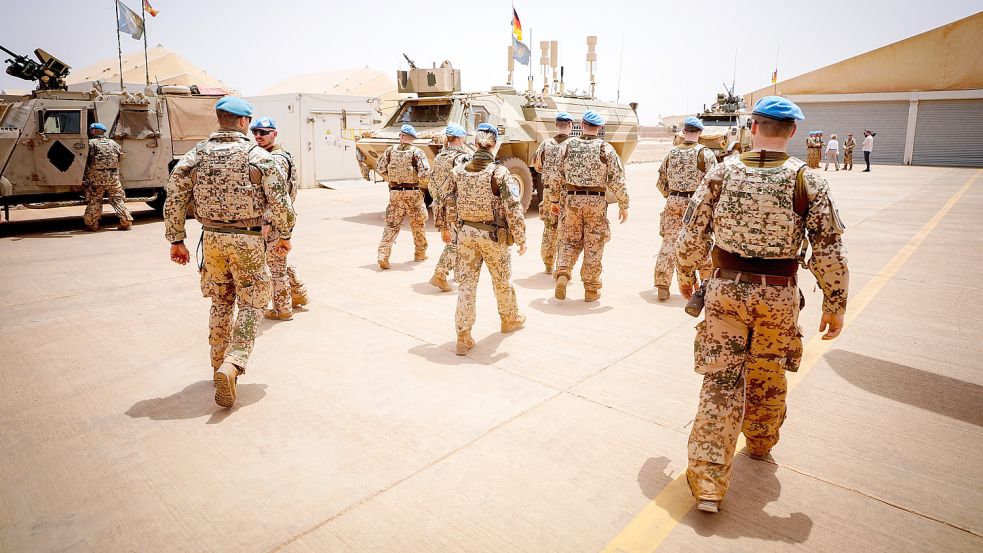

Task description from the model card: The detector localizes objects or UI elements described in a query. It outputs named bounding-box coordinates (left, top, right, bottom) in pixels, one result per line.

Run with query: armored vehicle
left=0, top=45, right=225, bottom=219
left=355, top=54, right=639, bottom=211
left=696, top=83, right=751, bottom=160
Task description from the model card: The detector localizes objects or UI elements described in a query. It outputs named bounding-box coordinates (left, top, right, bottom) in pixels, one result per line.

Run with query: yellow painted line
left=602, top=169, right=981, bottom=553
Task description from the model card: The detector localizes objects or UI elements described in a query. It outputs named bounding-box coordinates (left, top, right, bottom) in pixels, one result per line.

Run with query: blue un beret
left=89, top=122, right=107, bottom=131
left=582, top=110, right=605, bottom=126
left=445, top=124, right=467, bottom=138
left=683, top=116, right=704, bottom=130
left=555, top=111, right=574, bottom=122
left=250, top=117, right=276, bottom=130
left=400, top=124, right=418, bottom=138
left=215, top=96, right=254, bottom=117
left=752, top=96, right=804, bottom=121
left=476, top=122, right=498, bottom=138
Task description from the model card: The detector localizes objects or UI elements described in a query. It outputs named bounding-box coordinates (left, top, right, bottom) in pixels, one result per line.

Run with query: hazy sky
left=2, top=1, right=979, bottom=124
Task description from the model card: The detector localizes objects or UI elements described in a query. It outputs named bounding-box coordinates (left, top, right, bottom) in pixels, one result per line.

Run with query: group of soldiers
left=806, top=130, right=856, bottom=170
left=139, top=92, right=848, bottom=513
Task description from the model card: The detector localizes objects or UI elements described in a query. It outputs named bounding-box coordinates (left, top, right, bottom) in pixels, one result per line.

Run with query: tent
left=67, top=47, right=228, bottom=89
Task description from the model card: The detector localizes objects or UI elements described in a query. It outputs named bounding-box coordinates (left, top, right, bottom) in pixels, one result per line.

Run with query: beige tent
left=262, top=67, right=403, bottom=119
left=67, top=47, right=228, bottom=89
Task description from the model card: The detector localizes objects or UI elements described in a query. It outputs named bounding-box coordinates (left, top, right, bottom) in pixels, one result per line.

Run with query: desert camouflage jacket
left=558, top=136, right=629, bottom=210
left=657, top=142, right=718, bottom=196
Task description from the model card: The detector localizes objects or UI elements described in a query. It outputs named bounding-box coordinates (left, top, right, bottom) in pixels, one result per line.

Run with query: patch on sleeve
left=830, top=200, right=846, bottom=232
left=682, top=200, right=697, bottom=225
left=507, top=177, right=521, bottom=200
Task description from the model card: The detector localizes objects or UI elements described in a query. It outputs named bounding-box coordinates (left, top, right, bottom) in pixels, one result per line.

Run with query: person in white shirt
left=862, top=130, right=875, bottom=172
left=825, top=134, right=840, bottom=171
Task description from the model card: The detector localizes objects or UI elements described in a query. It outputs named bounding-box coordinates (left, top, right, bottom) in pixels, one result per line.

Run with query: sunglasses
left=251, top=129, right=274, bottom=136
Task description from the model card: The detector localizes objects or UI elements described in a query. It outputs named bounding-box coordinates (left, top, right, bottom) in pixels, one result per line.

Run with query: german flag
left=143, top=0, right=158, bottom=17
left=512, top=8, right=522, bottom=41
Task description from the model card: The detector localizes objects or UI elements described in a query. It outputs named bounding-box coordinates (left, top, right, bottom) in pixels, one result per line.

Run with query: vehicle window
left=469, top=106, right=490, bottom=128
left=701, top=115, right=737, bottom=126
left=41, top=110, right=82, bottom=134
left=390, top=102, right=452, bottom=125
left=117, top=107, right=159, bottom=139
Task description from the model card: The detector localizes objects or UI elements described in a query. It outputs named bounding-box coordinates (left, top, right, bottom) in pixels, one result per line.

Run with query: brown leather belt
left=389, top=183, right=419, bottom=190
left=567, top=190, right=604, bottom=196
left=668, top=190, right=694, bottom=198
left=460, top=220, right=498, bottom=232
left=713, top=268, right=796, bottom=286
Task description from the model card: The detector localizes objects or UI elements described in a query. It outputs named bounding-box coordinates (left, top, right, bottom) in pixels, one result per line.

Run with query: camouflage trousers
left=455, top=224, right=520, bottom=333
left=555, top=195, right=609, bottom=291
left=83, top=171, right=133, bottom=227
left=540, top=202, right=560, bottom=270
left=806, top=148, right=821, bottom=169
left=265, top=226, right=307, bottom=313
left=843, top=150, right=854, bottom=170
left=378, top=189, right=428, bottom=260
left=199, top=231, right=271, bottom=372
left=686, top=277, right=803, bottom=501
left=434, top=225, right=458, bottom=278
left=655, top=195, right=712, bottom=287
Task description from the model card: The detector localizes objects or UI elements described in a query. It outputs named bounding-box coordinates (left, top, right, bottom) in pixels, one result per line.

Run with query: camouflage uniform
left=165, top=129, right=296, bottom=372
left=554, top=136, right=629, bottom=294
left=842, top=136, right=856, bottom=170
left=375, top=143, right=430, bottom=262
left=654, top=142, right=716, bottom=288
left=805, top=136, right=821, bottom=169
left=676, top=151, right=849, bottom=503
left=264, top=144, right=308, bottom=314
left=431, top=144, right=471, bottom=279
left=532, top=134, right=569, bottom=272
left=446, top=151, right=526, bottom=333
left=83, top=136, right=133, bottom=229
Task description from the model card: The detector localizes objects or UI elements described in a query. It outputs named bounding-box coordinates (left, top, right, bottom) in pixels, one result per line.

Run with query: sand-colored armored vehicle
left=696, top=84, right=751, bottom=160
left=0, top=45, right=225, bottom=219
left=356, top=47, right=639, bottom=211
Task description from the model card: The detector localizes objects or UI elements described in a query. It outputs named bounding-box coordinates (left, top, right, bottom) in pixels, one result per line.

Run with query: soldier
left=83, top=122, right=133, bottom=231
left=446, top=123, right=527, bottom=355
left=532, top=111, right=574, bottom=274
left=375, top=123, right=430, bottom=269
left=842, top=132, right=856, bottom=170
left=553, top=110, right=629, bottom=303
left=429, top=124, right=471, bottom=292
left=675, top=96, right=849, bottom=513
left=653, top=116, right=717, bottom=301
left=165, top=97, right=296, bottom=409
left=249, top=117, right=310, bottom=320
left=805, top=131, right=820, bottom=169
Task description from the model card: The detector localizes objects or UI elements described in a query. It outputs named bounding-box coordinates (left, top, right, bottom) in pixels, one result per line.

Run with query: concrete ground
left=1, top=159, right=981, bottom=552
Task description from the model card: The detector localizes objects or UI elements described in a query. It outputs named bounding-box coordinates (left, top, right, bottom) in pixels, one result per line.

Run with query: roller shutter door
left=911, top=100, right=983, bottom=167
left=789, top=101, right=908, bottom=165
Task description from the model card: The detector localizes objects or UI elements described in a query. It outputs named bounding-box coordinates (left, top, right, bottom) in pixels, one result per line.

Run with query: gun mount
left=1, top=45, right=70, bottom=91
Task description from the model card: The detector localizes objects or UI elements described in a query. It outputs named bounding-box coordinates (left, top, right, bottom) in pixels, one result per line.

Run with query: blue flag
left=512, top=36, right=530, bottom=66
left=117, top=0, right=145, bottom=40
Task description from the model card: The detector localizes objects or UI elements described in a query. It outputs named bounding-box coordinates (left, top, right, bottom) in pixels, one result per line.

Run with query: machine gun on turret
left=402, top=53, right=417, bottom=70
left=1, top=45, right=70, bottom=91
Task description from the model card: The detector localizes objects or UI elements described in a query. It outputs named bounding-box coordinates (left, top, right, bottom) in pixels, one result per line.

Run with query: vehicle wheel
left=146, top=188, right=166, bottom=213
left=500, top=157, right=533, bottom=212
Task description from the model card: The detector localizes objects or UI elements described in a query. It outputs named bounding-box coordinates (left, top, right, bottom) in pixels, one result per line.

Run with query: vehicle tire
left=146, top=188, right=166, bottom=213
left=500, top=157, right=533, bottom=212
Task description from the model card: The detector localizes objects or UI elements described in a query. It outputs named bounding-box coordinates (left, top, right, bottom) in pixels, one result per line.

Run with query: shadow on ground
left=638, top=288, right=688, bottom=308
left=126, top=380, right=268, bottom=424
left=514, top=271, right=556, bottom=290
left=1, top=208, right=159, bottom=238
left=528, top=297, right=613, bottom=316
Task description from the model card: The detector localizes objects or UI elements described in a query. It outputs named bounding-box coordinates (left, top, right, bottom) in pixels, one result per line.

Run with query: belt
left=389, top=183, right=420, bottom=191
left=713, top=268, right=796, bottom=286
left=459, top=220, right=499, bottom=232
left=668, top=190, right=694, bottom=198
left=566, top=190, right=604, bottom=196
left=203, top=225, right=263, bottom=236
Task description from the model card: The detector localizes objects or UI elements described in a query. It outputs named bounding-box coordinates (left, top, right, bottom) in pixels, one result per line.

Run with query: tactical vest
left=192, top=141, right=266, bottom=221
left=453, top=162, right=498, bottom=222
left=272, top=150, right=297, bottom=201
left=432, top=148, right=467, bottom=198
left=562, top=137, right=607, bottom=189
left=665, top=144, right=706, bottom=192
left=386, top=145, right=420, bottom=184
left=712, top=156, right=807, bottom=259
left=88, top=138, right=120, bottom=170
left=540, top=137, right=565, bottom=187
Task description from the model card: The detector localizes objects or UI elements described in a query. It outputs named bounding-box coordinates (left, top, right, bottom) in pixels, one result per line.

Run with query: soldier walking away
left=83, top=123, right=133, bottom=231
left=429, top=124, right=471, bottom=292
left=250, top=117, right=309, bottom=320
left=446, top=123, right=527, bottom=355
left=654, top=116, right=717, bottom=301
left=824, top=134, right=840, bottom=171
left=533, top=111, right=574, bottom=274
left=675, top=96, right=849, bottom=513
left=376, top=123, right=430, bottom=269
left=805, top=131, right=820, bottom=169
left=862, top=130, right=875, bottom=172
left=164, top=97, right=296, bottom=409
left=553, top=111, right=629, bottom=303
left=842, top=133, right=856, bottom=170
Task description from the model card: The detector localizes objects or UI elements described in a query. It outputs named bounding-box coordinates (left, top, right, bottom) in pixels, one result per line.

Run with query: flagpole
left=114, top=0, right=125, bottom=91
left=773, top=43, right=780, bottom=95
left=141, top=0, right=150, bottom=87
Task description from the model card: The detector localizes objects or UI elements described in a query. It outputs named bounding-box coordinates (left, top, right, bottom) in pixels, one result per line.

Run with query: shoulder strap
left=695, top=144, right=707, bottom=173
left=793, top=164, right=809, bottom=219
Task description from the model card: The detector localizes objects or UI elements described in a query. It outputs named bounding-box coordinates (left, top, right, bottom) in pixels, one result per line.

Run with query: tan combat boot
left=414, top=250, right=428, bottom=261
left=657, top=286, right=670, bottom=301
left=264, top=309, right=293, bottom=321
left=85, top=223, right=99, bottom=232
left=291, top=290, right=309, bottom=307
left=429, top=273, right=451, bottom=292
left=118, top=220, right=132, bottom=231
left=455, top=331, right=475, bottom=356
left=697, top=499, right=720, bottom=513
left=501, top=313, right=527, bottom=333
left=584, top=289, right=600, bottom=302
left=544, top=262, right=553, bottom=274
left=213, top=362, right=239, bottom=408
left=554, top=275, right=568, bottom=300
left=378, top=258, right=390, bottom=270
